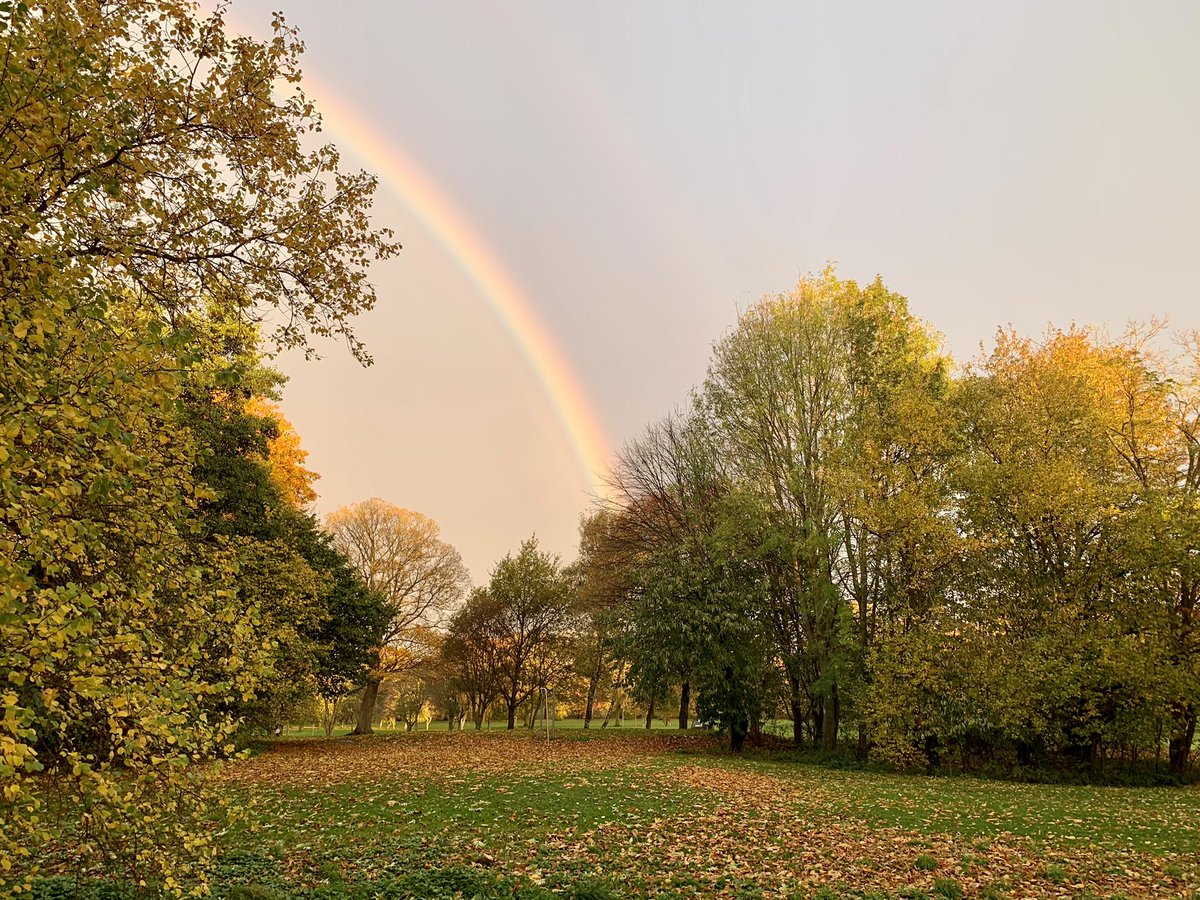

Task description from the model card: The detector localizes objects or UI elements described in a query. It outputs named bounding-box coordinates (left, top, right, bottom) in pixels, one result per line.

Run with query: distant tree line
left=339, top=269, right=1198, bottom=784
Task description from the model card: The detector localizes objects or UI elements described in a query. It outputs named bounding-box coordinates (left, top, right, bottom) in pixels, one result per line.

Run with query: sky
left=229, top=0, right=1200, bottom=584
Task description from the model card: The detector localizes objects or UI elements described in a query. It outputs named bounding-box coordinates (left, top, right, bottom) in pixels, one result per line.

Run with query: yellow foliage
left=245, top=397, right=320, bottom=508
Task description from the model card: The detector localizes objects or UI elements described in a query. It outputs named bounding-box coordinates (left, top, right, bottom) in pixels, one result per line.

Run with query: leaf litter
left=218, top=732, right=1199, bottom=898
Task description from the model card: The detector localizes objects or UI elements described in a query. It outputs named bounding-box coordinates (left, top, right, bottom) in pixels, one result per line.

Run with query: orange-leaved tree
left=326, top=499, right=468, bottom=734
left=245, top=397, right=320, bottom=508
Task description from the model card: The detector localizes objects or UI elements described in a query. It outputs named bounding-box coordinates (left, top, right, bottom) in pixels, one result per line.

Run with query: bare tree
left=327, top=499, right=469, bottom=734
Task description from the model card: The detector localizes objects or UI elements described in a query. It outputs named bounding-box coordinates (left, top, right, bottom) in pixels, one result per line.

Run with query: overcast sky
left=231, top=0, right=1200, bottom=583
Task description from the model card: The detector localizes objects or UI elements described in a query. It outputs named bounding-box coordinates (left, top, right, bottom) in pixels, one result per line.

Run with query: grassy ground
left=278, top=718, right=689, bottom=738
left=34, top=729, right=1200, bottom=899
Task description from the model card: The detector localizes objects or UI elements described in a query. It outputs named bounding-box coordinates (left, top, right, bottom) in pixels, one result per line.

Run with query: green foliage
left=930, top=878, right=962, bottom=899
left=0, top=0, right=394, bottom=886
left=570, top=877, right=623, bottom=900
left=485, top=537, right=575, bottom=729
left=605, top=269, right=1199, bottom=776
left=182, top=371, right=389, bottom=735
left=1043, top=863, right=1067, bottom=884
left=0, top=287, right=256, bottom=888
left=606, top=410, right=777, bottom=750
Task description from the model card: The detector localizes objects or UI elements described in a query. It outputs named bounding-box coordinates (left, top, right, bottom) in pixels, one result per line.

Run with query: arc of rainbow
left=303, top=84, right=613, bottom=497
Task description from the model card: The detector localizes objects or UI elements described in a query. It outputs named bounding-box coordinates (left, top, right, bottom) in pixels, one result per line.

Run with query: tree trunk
left=584, top=659, right=602, bottom=729
left=321, top=697, right=337, bottom=737
left=506, top=699, right=517, bottom=730
left=1169, top=704, right=1197, bottom=775
left=730, top=713, right=749, bottom=753
left=645, top=694, right=656, bottom=730
left=821, top=683, right=839, bottom=751
left=678, top=680, right=690, bottom=729
left=583, top=685, right=596, bottom=729
left=351, top=677, right=381, bottom=735
left=789, top=678, right=804, bottom=746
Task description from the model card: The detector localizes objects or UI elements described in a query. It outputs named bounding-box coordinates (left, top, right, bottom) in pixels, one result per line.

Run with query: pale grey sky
left=232, top=1, right=1200, bottom=582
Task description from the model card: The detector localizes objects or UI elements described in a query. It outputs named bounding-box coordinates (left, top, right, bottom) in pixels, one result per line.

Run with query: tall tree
left=704, top=274, right=848, bottom=748
left=327, top=499, right=469, bottom=734
left=443, top=589, right=506, bottom=730
left=606, top=411, right=774, bottom=751
left=702, top=268, right=952, bottom=749
left=487, top=538, right=574, bottom=730
left=1102, top=328, right=1200, bottom=774
left=568, top=512, right=629, bottom=729
left=1, top=0, right=394, bottom=882
left=950, top=328, right=1175, bottom=765
left=1162, top=334, right=1200, bottom=773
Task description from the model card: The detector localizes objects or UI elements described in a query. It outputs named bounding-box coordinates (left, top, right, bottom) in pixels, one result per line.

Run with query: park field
left=37, top=730, right=1200, bottom=899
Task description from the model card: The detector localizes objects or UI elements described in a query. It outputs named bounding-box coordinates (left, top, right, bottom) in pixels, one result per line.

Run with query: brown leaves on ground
left=223, top=733, right=1199, bottom=898
left=223, top=731, right=716, bottom=788
left=661, top=764, right=1197, bottom=899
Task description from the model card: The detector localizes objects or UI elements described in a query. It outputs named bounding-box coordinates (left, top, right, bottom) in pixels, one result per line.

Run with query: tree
left=1, top=0, right=395, bottom=881
left=1, top=0, right=399, bottom=365
left=443, top=589, right=505, bottom=730
left=177, top=321, right=388, bottom=736
left=1160, top=333, right=1200, bottom=773
left=246, top=397, right=320, bottom=508
left=304, top=529, right=391, bottom=738
left=703, top=273, right=848, bottom=748
left=487, top=538, right=574, bottom=730
left=327, top=499, right=469, bottom=734
left=828, top=277, right=958, bottom=753
left=568, top=512, right=627, bottom=729
left=702, top=268, right=953, bottom=750
left=949, top=327, right=1176, bottom=766
left=1090, top=327, right=1200, bottom=774
left=0, top=290, right=254, bottom=886
left=605, top=411, right=775, bottom=751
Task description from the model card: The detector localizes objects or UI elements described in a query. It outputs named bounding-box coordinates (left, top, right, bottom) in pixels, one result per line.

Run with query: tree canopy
left=0, top=0, right=395, bottom=886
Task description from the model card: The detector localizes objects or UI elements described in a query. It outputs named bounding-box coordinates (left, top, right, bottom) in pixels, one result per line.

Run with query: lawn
left=34, top=730, right=1200, bottom=899
left=275, top=718, right=689, bottom=738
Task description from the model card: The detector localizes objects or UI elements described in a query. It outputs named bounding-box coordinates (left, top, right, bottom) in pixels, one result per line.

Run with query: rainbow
left=300, top=82, right=613, bottom=497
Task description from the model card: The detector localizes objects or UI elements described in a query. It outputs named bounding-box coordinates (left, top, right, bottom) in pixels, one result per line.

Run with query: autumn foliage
left=0, top=0, right=394, bottom=889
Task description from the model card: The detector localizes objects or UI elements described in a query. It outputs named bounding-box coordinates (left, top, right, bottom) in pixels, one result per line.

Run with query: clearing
left=42, top=730, right=1200, bottom=898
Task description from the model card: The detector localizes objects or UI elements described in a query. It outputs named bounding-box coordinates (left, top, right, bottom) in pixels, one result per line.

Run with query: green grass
left=27, top=729, right=1200, bottom=898
left=276, top=718, right=695, bottom=738
left=231, top=765, right=703, bottom=862
left=714, top=754, right=1200, bottom=855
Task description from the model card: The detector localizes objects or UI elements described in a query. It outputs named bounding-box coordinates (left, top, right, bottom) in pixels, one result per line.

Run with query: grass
left=27, top=729, right=1200, bottom=898
left=715, top=752, right=1200, bottom=855
left=276, top=717, right=689, bottom=738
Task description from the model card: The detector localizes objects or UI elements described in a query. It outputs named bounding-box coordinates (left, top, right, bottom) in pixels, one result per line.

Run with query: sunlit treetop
left=0, top=0, right=400, bottom=363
